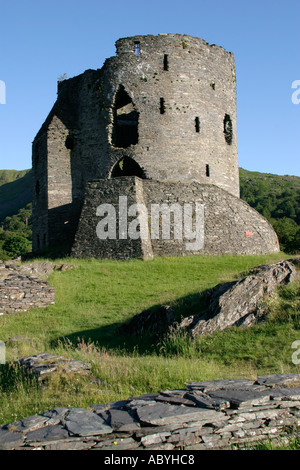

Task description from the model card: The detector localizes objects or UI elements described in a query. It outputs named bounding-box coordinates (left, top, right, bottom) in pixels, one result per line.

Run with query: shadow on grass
left=52, top=288, right=213, bottom=355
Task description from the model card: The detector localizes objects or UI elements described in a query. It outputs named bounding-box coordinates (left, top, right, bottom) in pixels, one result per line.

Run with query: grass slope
left=0, top=252, right=299, bottom=426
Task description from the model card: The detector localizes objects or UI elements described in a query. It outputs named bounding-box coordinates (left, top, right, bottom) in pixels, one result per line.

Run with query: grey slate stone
left=255, top=374, right=300, bottom=388
left=208, top=389, right=271, bottom=408
left=7, top=414, right=49, bottom=433
left=187, top=378, right=256, bottom=392
left=25, top=424, right=70, bottom=443
left=64, top=408, right=113, bottom=436
left=184, top=391, right=230, bottom=410
left=108, top=409, right=140, bottom=432
left=155, top=394, right=197, bottom=407
left=0, top=429, right=24, bottom=449
left=136, top=403, right=225, bottom=426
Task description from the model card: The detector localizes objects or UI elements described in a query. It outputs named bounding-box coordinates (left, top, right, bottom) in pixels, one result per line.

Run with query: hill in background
left=0, top=168, right=299, bottom=259
left=0, top=169, right=32, bottom=221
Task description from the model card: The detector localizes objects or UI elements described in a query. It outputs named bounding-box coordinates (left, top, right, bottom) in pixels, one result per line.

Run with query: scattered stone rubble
left=0, top=261, right=76, bottom=314
left=1, top=373, right=300, bottom=450
left=18, top=353, right=92, bottom=381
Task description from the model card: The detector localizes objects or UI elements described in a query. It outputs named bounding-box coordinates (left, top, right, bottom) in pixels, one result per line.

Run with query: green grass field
left=0, top=252, right=299, bottom=429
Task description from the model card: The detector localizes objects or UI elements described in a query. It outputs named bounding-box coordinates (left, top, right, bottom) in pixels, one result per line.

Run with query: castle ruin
left=32, top=34, right=279, bottom=259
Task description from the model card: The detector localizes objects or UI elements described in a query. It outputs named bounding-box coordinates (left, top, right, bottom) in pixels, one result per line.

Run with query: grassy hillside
left=0, top=169, right=32, bottom=222
left=240, top=168, right=300, bottom=252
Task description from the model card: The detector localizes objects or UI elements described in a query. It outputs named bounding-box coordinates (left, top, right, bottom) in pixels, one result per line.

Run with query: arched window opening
left=111, top=156, right=146, bottom=179
left=112, top=85, right=139, bottom=148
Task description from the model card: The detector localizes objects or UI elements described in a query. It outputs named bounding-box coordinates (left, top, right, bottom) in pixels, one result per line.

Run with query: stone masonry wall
left=71, top=177, right=279, bottom=259
left=1, top=373, right=300, bottom=450
left=32, top=34, right=239, bottom=254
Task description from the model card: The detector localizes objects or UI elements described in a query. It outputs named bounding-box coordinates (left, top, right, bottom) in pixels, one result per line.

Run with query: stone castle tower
left=32, top=34, right=279, bottom=259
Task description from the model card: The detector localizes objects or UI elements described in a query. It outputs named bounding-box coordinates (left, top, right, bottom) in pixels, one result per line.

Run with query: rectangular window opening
left=206, top=164, right=210, bottom=177
left=163, top=54, right=169, bottom=71
left=160, top=97, right=165, bottom=114
left=195, top=117, right=200, bottom=133
left=134, top=41, right=141, bottom=55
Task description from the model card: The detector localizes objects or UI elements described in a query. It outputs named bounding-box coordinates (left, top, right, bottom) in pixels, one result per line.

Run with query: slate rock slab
left=64, top=408, right=113, bottom=436
left=25, top=424, right=70, bottom=443
left=136, top=403, right=225, bottom=426
left=180, top=260, right=298, bottom=336
left=107, top=409, right=141, bottom=432
left=18, top=353, right=92, bottom=380
left=207, top=389, right=271, bottom=409
left=0, top=429, right=24, bottom=450
left=255, top=373, right=300, bottom=388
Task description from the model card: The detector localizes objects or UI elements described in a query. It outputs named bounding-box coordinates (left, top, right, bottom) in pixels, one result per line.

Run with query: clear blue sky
left=0, top=0, right=299, bottom=176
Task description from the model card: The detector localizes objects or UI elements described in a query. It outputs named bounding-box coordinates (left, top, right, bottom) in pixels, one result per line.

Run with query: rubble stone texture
left=0, top=261, right=76, bottom=314
left=31, top=34, right=279, bottom=258
left=0, top=262, right=55, bottom=314
left=1, top=374, right=300, bottom=450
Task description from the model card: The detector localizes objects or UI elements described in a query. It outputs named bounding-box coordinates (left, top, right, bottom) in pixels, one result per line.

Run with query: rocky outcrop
left=1, top=373, right=300, bottom=450
left=180, top=259, right=298, bottom=336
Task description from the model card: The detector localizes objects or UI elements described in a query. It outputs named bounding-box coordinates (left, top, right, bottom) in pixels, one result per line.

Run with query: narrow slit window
left=195, top=117, right=200, bottom=133
left=134, top=41, right=141, bottom=55
left=160, top=97, right=165, bottom=114
left=223, top=114, right=233, bottom=145
left=163, top=54, right=169, bottom=71
left=35, top=180, right=40, bottom=197
left=206, top=164, right=210, bottom=177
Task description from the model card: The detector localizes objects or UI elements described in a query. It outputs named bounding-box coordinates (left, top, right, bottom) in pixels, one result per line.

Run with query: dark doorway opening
left=111, top=156, right=146, bottom=178
left=112, top=85, right=139, bottom=148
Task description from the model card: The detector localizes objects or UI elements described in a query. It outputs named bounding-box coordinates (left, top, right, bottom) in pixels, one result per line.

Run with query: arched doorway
left=110, top=156, right=146, bottom=178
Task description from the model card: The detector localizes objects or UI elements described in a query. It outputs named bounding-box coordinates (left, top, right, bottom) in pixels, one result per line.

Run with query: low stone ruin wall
left=1, top=373, right=300, bottom=450
left=0, top=263, right=55, bottom=314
